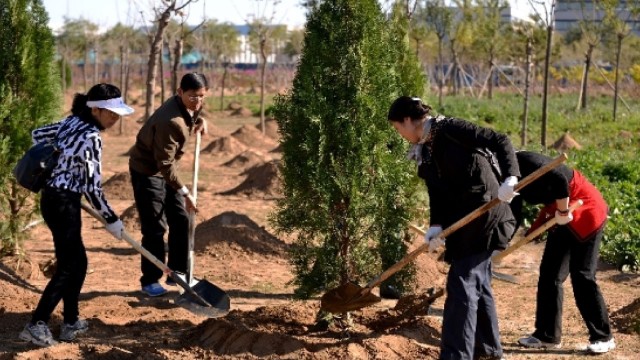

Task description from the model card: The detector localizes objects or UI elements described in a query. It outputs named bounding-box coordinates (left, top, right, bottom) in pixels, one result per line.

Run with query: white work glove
left=424, top=225, right=445, bottom=252
left=105, top=219, right=124, bottom=240
left=555, top=209, right=574, bottom=225
left=498, top=176, right=519, bottom=203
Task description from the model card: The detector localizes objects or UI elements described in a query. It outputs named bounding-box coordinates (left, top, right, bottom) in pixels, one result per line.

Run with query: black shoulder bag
left=13, top=136, right=61, bottom=193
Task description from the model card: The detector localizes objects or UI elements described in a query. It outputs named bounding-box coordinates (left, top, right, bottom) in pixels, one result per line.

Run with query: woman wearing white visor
left=19, top=83, right=134, bottom=347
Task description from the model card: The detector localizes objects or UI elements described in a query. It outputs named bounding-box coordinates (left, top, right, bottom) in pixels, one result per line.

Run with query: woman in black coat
left=388, top=96, right=520, bottom=360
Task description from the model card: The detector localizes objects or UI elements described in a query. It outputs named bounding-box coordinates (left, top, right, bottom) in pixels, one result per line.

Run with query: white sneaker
left=59, top=319, right=89, bottom=341
left=19, top=321, right=58, bottom=347
left=587, top=338, right=615, bottom=354
left=518, top=335, right=561, bottom=349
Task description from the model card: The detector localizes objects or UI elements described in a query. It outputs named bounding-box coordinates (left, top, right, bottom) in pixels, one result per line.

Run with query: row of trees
left=54, top=1, right=640, bottom=137
left=405, top=0, right=640, bottom=147
left=1, top=0, right=60, bottom=256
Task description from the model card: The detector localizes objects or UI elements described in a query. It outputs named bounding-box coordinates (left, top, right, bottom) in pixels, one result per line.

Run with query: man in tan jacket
left=129, top=73, right=207, bottom=297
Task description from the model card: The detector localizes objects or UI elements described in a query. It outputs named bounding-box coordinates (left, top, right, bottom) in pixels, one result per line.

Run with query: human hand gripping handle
left=424, top=225, right=445, bottom=252
left=105, top=219, right=124, bottom=240
left=555, top=208, right=573, bottom=225
left=498, top=175, right=519, bottom=203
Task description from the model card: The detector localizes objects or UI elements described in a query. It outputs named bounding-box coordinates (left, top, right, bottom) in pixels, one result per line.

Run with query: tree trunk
left=521, top=37, right=532, bottom=148
left=488, top=57, right=494, bottom=100
left=259, top=37, right=267, bottom=134
left=438, top=37, right=444, bottom=108
left=144, top=7, right=173, bottom=122
left=613, top=34, right=622, bottom=121
left=119, top=45, right=126, bottom=135
left=220, top=63, right=228, bottom=111
left=119, top=46, right=126, bottom=96
left=61, top=57, right=66, bottom=95
left=451, top=46, right=460, bottom=96
left=83, top=49, right=89, bottom=91
left=93, top=44, right=99, bottom=84
left=541, top=23, right=553, bottom=148
left=172, top=38, right=183, bottom=95
left=578, top=44, right=594, bottom=110
left=159, top=45, right=165, bottom=103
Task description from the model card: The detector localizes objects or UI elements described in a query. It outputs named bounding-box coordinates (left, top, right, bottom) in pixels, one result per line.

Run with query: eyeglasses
left=188, top=95, right=205, bottom=102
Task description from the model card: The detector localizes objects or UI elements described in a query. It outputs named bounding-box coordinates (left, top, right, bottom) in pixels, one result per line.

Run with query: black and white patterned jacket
left=32, top=115, right=118, bottom=223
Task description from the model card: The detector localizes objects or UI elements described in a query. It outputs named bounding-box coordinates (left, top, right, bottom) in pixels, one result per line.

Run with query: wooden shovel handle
left=81, top=202, right=212, bottom=307
left=363, top=153, right=568, bottom=291
left=492, top=199, right=583, bottom=263
left=80, top=202, right=171, bottom=274
left=187, top=131, right=202, bottom=285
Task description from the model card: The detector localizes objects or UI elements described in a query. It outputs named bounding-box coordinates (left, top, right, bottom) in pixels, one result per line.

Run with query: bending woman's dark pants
left=533, top=225, right=612, bottom=344
left=33, top=187, right=86, bottom=325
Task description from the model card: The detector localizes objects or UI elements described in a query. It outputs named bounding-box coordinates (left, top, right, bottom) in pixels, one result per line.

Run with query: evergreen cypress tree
left=271, top=0, right=424, bottom=298
left=0, top=0, right=61, bottom=255
left=378, top=1, right=426, bottom=297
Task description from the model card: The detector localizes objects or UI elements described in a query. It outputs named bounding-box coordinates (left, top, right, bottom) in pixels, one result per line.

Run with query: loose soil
left=1, top=110, right=639, bottom=360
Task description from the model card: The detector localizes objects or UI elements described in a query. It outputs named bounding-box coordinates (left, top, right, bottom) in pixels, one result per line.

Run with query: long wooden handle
left=81, top=202, right=212, bottom=307
left=187, top=131, right=202, bottom=285
left=363, top=153, right=568, bottom=291
left=80, top=202, right=171, bottom=273
left=492, top=199, right=583, bottom=263
left=191, top=131, right=201, bottom=202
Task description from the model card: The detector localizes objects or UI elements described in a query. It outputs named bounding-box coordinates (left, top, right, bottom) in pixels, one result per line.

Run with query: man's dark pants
left=130, top=168, right=189, bottom=286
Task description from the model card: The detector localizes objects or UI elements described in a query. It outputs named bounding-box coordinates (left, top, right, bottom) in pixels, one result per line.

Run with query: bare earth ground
left=1, top=111, right=639, bottom=360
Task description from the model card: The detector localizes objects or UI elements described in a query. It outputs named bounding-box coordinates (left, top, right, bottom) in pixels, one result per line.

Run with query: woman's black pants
left=32, top=187, right=86, bottom=325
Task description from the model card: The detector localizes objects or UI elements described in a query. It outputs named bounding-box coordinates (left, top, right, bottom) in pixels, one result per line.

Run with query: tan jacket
left=129, top=96, right=201, bottom=190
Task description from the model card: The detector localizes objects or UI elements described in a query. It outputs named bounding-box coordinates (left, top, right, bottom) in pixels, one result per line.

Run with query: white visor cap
left=86, top=97, right=135, bottom=116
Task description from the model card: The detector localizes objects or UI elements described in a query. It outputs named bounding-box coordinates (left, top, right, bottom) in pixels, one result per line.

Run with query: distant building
left=554, top=0, right=640, bottom=35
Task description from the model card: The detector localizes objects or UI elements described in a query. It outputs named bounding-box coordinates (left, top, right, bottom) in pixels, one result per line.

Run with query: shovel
left=407, top=224, right=519, bottom=284
left=80, top=202, right=230, bottom=318
left=492, top=199, right=584, bottom=265
left=320, top=153, right=568, bottom=313
left=186, top=131, right=202, bottom=286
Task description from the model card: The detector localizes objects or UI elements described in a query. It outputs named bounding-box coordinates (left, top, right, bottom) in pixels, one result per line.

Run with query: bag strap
left=442, top=132, right=504, bottom=181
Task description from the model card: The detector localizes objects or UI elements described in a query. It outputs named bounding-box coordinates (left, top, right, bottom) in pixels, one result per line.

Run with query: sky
left=42, top=0, right=543, bottom=32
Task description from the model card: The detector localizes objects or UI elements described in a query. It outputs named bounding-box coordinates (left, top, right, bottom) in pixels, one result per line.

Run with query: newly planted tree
left=0, top=0, right=61, bottom=255
left=271, top=0, right=423, bottom=299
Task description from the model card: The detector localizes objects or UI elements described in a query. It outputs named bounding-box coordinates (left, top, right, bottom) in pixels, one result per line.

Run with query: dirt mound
left=184, top=302, right=439, bottom=359
left=227, top=101, right=242, bottom=111
left=270, top=143, right=283, bottom=153
left=221, top=150, right=266, bottom=169
left=552, top=132, right=582, bottom=152
left=0, top=255, right=38, bottom=280
left=230, top=125, right=279, bottom=150
left=219, top=160, right=281, bottom=198
left=231, top=107, right=253, bottom=117
left=254, top=118, right=279, bottom=139
left=203, top=119, right=226, bottom=138
left=102, top=172, right=133, bottom=200
left=201, top=136, right=247, bottom=155
left=413, top=250, right=448, bottom=292
left=611, top=297, right=640, bottom=334
left=195, top=211, right=287, bottom=257
left=120, top=204, right=141, bottom=232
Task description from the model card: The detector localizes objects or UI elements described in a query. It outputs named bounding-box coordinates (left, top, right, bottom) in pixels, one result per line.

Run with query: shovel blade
left=175, top=279, right=230, bottom=318
left=320, top=282, right=381, bottom=313
left=492, top=270, right=519, bottom=284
